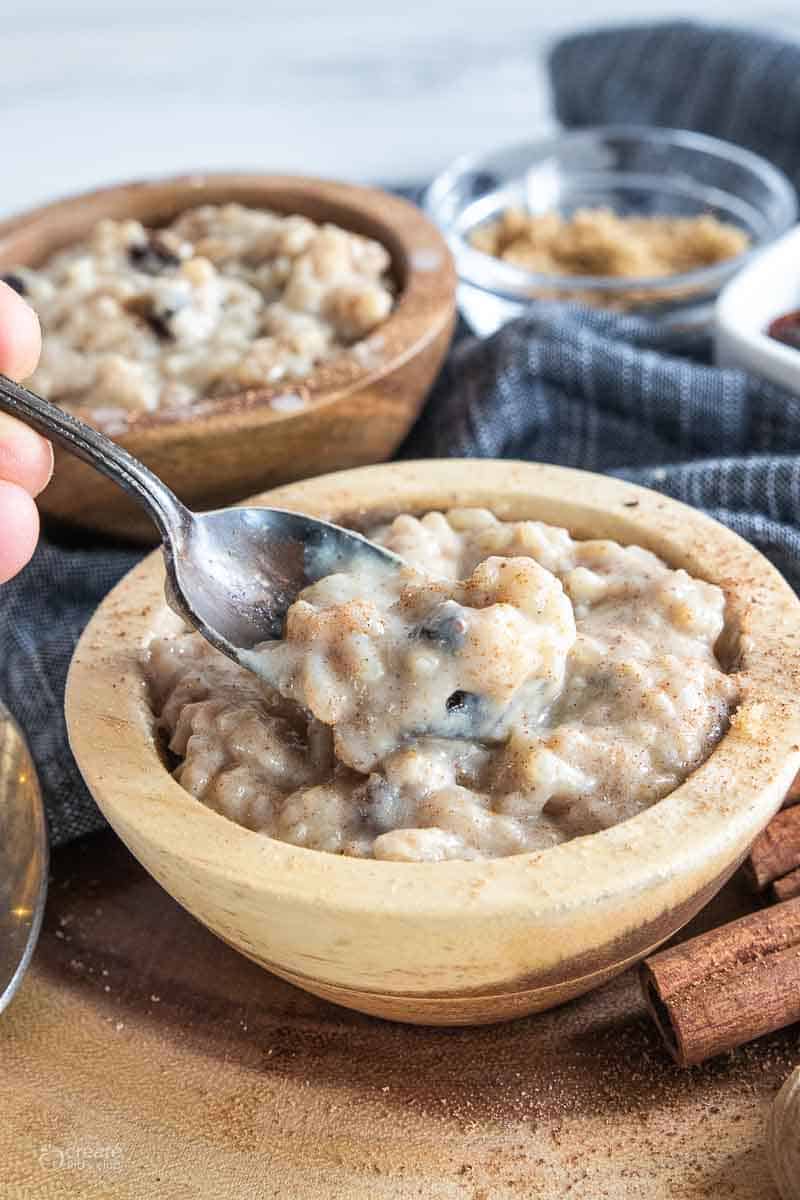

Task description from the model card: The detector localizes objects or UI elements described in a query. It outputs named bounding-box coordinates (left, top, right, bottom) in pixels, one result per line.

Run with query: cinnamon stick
left=640, top=897, right=800, bottom=1066
left=743, top=804, right=800, bottom=892
left=772, top=866, right=800, bottom=904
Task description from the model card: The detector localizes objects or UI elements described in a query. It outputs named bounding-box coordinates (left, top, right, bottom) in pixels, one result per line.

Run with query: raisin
left=128, top=235, right=181, bottom=275
left=125, top=293, right=182, bottom=340
left=417, top=600, right=468, bottom=651
left=1, top=272, right=27, bottom=296
left=443, top=690, right=497, bottom=738
left=144, top=309, right=176, bottom=340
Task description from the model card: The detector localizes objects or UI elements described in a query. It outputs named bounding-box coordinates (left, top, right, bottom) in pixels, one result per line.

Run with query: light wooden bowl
left=0, top=173, right=456, bottom=541
left=66, top=460, right=800, bottom=1025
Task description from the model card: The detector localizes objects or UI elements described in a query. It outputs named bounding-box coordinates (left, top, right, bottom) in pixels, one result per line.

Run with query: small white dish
left=715, top=224, right=800, bottom=393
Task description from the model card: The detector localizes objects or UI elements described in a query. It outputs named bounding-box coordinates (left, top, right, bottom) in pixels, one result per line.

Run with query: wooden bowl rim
left=66, top=460, right=800, bottom=919
left=0, top=171, right=456, bottom=444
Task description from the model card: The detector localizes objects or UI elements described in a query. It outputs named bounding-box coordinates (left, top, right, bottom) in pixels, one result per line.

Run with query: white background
left=4, top=2, right=798, bottom=217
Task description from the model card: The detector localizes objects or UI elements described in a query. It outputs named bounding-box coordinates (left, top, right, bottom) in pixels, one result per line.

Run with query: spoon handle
left=0, top=374, right=189, bottom=541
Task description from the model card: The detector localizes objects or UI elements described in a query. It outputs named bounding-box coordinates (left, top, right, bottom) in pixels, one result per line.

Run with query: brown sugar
left=471, top=206, right=748, bottom=280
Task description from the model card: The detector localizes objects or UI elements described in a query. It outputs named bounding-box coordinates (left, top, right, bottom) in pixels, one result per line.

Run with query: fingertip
left=0, top=480, right=39, bottom=583
left=0, top=413, right=53, bottom=495
left=0, top=282, right=41, bottom=381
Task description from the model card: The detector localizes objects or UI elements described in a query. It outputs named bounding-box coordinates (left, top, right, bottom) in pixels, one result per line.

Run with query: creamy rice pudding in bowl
left=66, top=461, right=800, bottom=1024
left=0, top=174, right=454, bottom=539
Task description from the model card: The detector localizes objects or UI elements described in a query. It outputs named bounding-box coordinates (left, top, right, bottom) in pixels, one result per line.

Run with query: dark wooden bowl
left=0, top=173, right=456, bottom=540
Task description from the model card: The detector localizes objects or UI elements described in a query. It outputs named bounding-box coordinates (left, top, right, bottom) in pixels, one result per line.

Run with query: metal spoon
left=0, top=698, right=47, bottom=1015
left=0, top=375, right=401, bottom=668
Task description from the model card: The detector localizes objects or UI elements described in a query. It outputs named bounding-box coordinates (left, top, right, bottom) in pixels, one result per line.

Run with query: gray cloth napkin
left=5, top=20, right=800, bottom=846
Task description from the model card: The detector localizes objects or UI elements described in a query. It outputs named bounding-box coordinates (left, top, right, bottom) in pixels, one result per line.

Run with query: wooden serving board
left=1, top=831, right=797, bottom=1199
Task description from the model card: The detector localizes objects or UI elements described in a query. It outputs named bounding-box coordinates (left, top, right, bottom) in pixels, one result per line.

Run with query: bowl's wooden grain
left=0, top=174, right=455, bottom=540
left=65, top=460, right=800, bottom=1024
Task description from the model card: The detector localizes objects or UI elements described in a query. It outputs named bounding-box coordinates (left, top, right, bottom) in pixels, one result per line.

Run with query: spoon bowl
left=165, top=505, right=401, bottom=661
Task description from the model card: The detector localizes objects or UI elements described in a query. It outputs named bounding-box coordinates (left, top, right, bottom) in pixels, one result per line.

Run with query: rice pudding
left=145, top=508, right=736, bottom=863
left=9, top=203, right=394, bottom=424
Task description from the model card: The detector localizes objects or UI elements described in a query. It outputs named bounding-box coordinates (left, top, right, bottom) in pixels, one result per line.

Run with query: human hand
left=0, top=280, right=52, bottom=582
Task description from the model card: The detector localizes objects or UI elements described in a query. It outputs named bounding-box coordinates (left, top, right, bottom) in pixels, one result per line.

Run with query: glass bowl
left=425, top=126, right=798, bottom=335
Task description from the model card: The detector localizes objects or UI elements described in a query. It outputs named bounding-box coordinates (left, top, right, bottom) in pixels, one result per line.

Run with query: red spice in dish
left=767, top=310, right=800, bottom=350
